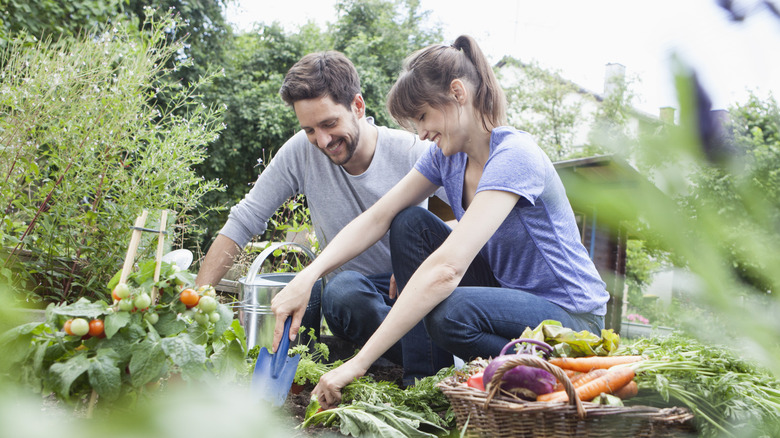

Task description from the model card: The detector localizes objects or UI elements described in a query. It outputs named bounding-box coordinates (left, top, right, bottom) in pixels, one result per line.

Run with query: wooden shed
left=555, top=154, right=648, bottom=332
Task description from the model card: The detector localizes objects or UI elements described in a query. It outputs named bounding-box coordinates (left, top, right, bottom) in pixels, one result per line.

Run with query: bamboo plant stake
left=151, top=209, right=168, bottom=304
left=87, top=209, right=148, bottom=418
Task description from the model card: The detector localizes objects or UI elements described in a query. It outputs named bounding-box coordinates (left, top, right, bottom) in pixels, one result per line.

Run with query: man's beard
left=322, top=118, right=360, bottom=166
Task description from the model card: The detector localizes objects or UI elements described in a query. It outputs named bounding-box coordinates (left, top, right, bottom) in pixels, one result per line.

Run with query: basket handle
left=244, top=241, right=316, bottom=284
left=484, top=354, right=586, bottom=419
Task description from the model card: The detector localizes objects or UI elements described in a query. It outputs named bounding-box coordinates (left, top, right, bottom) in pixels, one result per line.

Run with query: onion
left=482, top=338, right=556, bottom=400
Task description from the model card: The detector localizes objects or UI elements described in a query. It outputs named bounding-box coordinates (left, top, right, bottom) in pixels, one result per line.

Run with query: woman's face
left=413, top=103, right=464, bottom=156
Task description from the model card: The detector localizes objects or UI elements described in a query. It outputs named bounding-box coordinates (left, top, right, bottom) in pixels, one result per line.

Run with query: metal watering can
left=236, top=241, right=320, bottom=351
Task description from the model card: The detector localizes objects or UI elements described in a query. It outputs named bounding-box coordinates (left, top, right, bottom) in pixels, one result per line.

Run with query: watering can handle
left=244, top=241, right=317, bottom=284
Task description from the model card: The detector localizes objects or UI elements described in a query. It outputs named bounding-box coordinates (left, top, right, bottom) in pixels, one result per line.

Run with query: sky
left=224, top=0, right=780, bottom=116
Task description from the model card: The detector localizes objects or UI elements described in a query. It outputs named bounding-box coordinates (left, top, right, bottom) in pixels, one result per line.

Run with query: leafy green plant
left=0, top=12, right=225, bottom=304
left=300, top=367, right=457, bottom=437
left=0, top=258, right=249, bottom=411
left=619, top=334, right=780, bottom=437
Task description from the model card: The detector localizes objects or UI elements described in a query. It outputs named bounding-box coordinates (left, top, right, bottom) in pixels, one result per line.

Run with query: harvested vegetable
left=539, top=366, right=635, bottom=403
left=540, top=368, right=607, bottom=401
left=613, top=380, right=638, bottom=400
left=520, top=319, right=621, bottom=357
left=483, top=339, right=556, bottom=400
left=466, top=372, right=485, bottom=391
left=592, top=392, right=624, bottom=406
left=548, top=355, right=644, bottom=372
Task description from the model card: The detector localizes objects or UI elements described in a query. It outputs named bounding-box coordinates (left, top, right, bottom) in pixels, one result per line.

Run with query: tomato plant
left=0, top=259, right=250, bottom=410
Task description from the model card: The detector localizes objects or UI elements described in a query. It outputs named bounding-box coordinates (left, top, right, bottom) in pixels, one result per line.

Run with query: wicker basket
left=438, top=355, right=696, bottom=438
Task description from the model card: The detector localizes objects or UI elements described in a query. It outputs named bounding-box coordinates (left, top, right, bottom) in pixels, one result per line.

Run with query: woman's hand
left=270, top=272, right=317, bottom=352
left=312, top=359, right=369, bottom=410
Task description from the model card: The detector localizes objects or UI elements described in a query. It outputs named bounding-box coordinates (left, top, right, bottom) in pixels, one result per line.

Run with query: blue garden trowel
left=250, top=316, right=300, bottom=406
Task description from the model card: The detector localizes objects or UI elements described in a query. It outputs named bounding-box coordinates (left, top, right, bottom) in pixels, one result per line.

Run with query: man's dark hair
left=280, top=51, right=361, bottom=109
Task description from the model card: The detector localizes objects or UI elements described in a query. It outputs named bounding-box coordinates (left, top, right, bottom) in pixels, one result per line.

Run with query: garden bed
left=284, top=363, right=405, bottom=436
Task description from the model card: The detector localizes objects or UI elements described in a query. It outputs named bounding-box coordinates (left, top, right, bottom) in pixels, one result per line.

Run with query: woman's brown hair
left=387, top=35, right=506, bottom=132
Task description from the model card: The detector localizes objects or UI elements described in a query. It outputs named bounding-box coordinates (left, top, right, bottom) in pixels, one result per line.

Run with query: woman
left=270, top=35, right=610, bottom=409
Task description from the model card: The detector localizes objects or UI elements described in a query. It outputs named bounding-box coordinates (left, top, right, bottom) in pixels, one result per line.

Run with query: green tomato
left=133, top=292, right=152, bottom=310
left=144, top=312, right=159, bottom=325
left=197, top=295, right=217, bottom=313
left=198, top=284, right=217, bottom=298
left=193, top=311, right=210, bottom=326
left=114, top=283, right=131, bottom=300
left=70, top=318, right=90, bottom=337
left=208, top=311, right=220, bottom=323
left=118, top=298, right=134, bottom=312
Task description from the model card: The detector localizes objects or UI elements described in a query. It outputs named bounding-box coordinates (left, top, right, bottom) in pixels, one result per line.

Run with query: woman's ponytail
left=451, top=35, right=506, bottom=131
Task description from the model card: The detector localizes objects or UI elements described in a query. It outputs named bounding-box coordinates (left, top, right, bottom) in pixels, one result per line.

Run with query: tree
left=193, top=0, right=443, bottom=241
left=501, top=58, right=587, bottom=160
left=330, top=0, right=442, bottom=126
left=0, top=0, right=124, bottom=49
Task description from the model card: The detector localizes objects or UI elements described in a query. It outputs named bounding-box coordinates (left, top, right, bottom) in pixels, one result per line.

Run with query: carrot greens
left=617, top=334, right=780, bottom=437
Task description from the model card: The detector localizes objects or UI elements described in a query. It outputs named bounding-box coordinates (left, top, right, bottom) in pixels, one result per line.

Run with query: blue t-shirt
left=414, top=126, right=609, bottom=315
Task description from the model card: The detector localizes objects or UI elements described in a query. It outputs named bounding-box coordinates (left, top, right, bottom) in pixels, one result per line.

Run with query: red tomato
left=180, top=288, right=200, bottom=308
left=88, top=319, right=105, bottom=337
left=467, top=372, right=485, bottom=391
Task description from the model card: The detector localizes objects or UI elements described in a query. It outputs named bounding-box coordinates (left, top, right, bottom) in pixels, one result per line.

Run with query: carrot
left=553, top=370, right=583, bottom=391
left=540, top=369, right=607, bottom=401
left=538, top=366, right=636, bottom=403
left=613, top=380, right=638, bottom=400
left=548, top=355, right=644, bottom=373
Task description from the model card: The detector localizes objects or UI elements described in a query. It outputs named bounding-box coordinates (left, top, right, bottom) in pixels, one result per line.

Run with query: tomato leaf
left=129, top=338, right=166, bottom=387
left=50, top=297, right=108, bottom=319
left=49, top=353, right=90, bottom=400
left=154, top=311, right=187, bottom=337
left=209, top=338, right=249, bottom=381
left=104, top=310, right=131, bottom=339
left=212, top=303, right=233, bottom=339
left=160, top=333, right=206, bottom=377
left=88, top=349, right=122, bottom=401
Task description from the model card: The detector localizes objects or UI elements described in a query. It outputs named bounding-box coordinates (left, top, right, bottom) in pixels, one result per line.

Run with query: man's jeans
left=299, top=279, right=323, bottom=347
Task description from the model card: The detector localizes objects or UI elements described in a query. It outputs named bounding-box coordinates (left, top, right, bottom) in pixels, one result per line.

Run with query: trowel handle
left=245, top=241, right=317, bottom=284
left=271, top=316, right=293, bottom=378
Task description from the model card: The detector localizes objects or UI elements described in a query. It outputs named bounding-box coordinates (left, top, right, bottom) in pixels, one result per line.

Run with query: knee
left=322, top=271, right=363, bottom=306
left=390, top=206, right=431, bottom=238
left=423, top=301, right=458, bottom=347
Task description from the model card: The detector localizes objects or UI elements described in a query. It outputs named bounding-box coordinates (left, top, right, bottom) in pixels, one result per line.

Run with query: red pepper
left=467, top=372, right=485, bottom=391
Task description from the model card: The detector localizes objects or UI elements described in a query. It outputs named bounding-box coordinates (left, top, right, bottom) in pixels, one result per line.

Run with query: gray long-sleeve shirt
left=220, top=120, right=440, bottom=276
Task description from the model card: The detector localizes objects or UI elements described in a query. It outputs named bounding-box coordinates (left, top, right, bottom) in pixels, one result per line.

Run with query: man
left=196, top=51, right=448, bottom=383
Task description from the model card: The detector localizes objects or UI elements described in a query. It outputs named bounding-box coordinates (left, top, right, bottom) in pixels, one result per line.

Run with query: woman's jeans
left=322, top=206, right=604, bottom=384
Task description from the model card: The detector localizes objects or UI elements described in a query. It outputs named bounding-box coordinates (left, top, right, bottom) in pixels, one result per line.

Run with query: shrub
left=0, top=12, right=224, bottom=304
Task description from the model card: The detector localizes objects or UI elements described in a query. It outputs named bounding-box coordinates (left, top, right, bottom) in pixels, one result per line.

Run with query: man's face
left=294, top=95, right=360, bottom=166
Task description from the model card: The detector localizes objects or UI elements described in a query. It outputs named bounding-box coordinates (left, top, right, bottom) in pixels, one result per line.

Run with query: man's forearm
left=195, top=234, right=242, bottom=287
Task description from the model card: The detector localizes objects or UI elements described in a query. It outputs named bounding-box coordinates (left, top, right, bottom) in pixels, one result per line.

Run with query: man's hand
left=389, top=274, right=398, bottom=299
